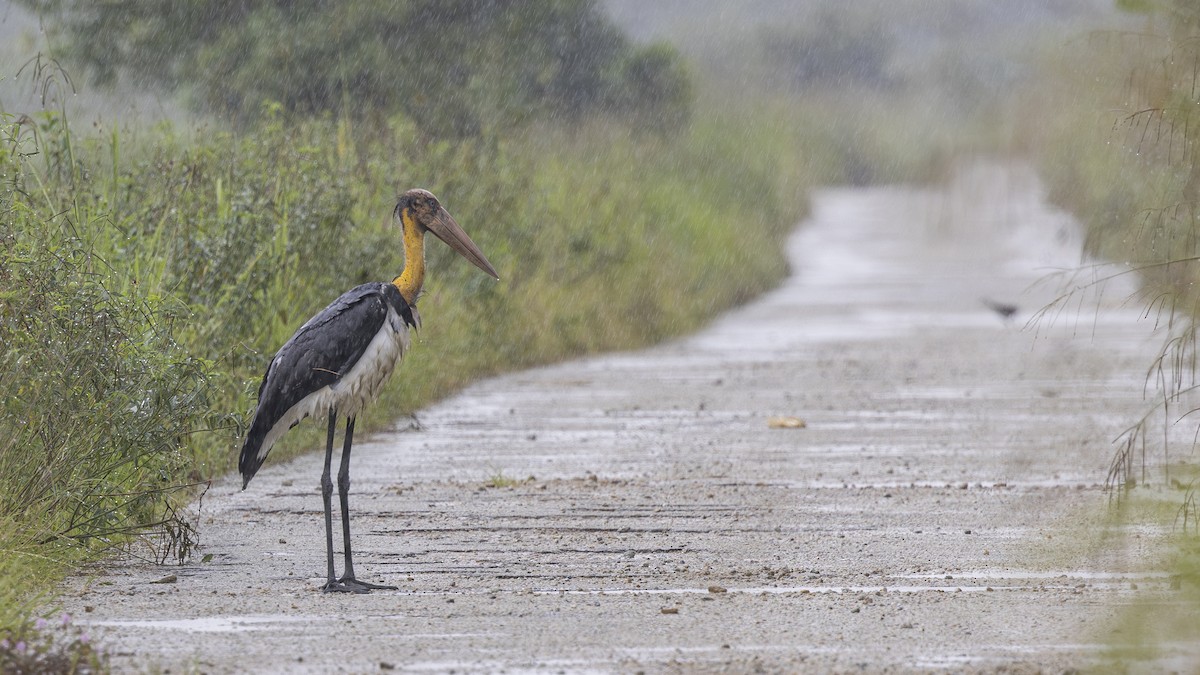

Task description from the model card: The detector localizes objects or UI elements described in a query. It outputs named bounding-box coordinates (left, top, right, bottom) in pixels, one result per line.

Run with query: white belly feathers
left=330, top=306, right=413, bottom=415
left=256, top=307, right=411, bottom=460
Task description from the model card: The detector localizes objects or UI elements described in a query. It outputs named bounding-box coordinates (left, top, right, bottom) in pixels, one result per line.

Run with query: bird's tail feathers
left=238, top=415, right=273, bottom=490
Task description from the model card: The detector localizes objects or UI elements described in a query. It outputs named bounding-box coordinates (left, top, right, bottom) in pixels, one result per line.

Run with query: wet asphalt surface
left=61, top=163, right=1188, bottom=673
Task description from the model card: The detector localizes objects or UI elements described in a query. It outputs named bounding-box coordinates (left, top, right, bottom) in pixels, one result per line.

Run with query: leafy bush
left=0, top=113, right=211, bottom=558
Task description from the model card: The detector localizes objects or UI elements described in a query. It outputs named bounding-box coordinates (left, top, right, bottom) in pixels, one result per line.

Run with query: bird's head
left=394, top=189, right=499, bottom=280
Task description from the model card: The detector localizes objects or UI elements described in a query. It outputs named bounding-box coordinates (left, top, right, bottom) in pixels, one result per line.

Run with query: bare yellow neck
left=392, top=210, right=426, bottom=305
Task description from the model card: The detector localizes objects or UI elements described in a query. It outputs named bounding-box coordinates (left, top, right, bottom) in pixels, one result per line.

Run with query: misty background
left=0, top=0, right=1130, bottom=146
left=6, top=0, right=1200, bottom=666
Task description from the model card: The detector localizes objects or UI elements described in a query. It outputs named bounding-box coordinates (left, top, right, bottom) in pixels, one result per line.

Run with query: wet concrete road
left=63, top=163, right=1185, bottom=672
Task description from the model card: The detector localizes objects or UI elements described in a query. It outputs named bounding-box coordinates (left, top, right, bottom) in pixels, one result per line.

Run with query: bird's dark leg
left=321, top=408, right=365, bottom=594
left=337, top=416, right=357, bottom=580
left=334, top=415, right=397, bottom=592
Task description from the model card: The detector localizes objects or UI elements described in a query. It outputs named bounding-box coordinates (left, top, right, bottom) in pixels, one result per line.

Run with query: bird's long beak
left=426, top=207, right=500, bottom=280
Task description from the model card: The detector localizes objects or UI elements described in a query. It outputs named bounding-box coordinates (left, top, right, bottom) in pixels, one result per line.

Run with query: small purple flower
left=60, top=613, right=71, bottom=627
left=35, top=618, right=47, bottom=630
left=79, top=633, right=90, bottom=645
left=15, top=641, right=26, bottom=654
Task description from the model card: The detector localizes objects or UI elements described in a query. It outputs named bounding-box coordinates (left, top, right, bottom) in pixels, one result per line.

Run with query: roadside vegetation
left=1019, top=0, right=1200, bottom=663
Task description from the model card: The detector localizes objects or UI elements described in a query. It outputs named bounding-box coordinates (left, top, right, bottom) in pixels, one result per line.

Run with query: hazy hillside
left=0, top=0, right=185, bottom=124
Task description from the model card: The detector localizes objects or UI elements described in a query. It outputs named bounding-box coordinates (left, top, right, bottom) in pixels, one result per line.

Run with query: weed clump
left=0, top=613, right=108, bottom=675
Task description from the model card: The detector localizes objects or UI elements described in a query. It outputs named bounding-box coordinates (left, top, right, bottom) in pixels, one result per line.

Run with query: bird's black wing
left=239, top=282, right=415, bottom=485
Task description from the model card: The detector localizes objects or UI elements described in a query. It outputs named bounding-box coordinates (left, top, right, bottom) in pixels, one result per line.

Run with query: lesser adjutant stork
left=239, top=189, right=498, bottom=593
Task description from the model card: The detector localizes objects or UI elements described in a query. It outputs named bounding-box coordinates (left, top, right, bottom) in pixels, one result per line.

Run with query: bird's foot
left=322, top=575, right=397, bottom=593
left=321, top=579, right=369, bottom=594
left=341, top=575, right=398, bottom=591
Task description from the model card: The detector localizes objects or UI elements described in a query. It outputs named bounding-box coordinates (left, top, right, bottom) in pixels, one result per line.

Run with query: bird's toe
left=337, top=575, right=398, bottom=592
left=321, top=580, right=370, bottom=594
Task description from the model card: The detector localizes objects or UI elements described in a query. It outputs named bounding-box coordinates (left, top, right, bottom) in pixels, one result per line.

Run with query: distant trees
left=757, top=9, right=894, bottom=90
left=17, top=0, right=692, bottom=136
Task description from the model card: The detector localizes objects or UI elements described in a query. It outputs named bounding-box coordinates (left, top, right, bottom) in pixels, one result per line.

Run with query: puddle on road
left=86, top=615, right=323, bottom=633
left=769, top=479, right=1104, bottom=490
left=87, top=613, right=505, bottom=637
left=896, top=570, right=1170, bottom=581
left=526, top=581, right=1149, bottom=596
left=912, top=643, right=1110, bottom=669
